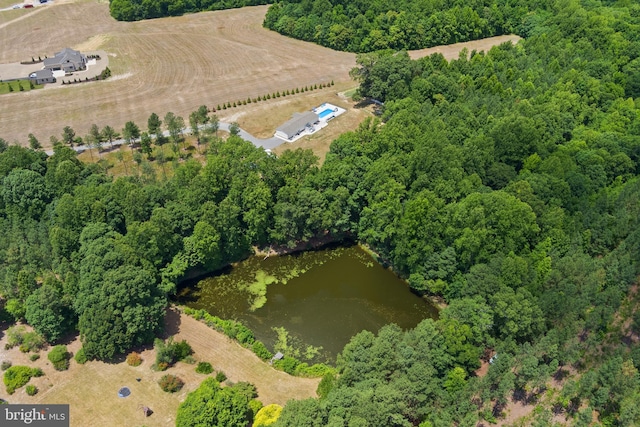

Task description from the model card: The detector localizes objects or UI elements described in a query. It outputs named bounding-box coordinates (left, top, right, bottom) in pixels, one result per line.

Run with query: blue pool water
left=318, top=108, right=334, bottom=119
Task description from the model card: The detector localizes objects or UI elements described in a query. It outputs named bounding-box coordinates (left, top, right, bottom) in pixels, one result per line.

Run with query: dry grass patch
left=0, top=309, right=318, bottom=427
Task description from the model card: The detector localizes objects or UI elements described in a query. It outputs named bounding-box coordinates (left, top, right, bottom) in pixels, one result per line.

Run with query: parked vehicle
left=24, top=3, right=34, bottom=7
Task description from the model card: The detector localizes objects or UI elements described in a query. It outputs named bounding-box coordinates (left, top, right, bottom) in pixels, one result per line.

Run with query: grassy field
left=0, top=79, right=42, bottom=93
left=0, top=308, right=319, bottom=427
left=0, top=1, right=355, bottom=147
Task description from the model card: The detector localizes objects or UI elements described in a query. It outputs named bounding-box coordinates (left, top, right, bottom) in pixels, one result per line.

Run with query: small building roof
left=33, top=69, right=53, bottom=78
left=273, top=352, right=284, bottom=360
left=276, top=111, right=319, bottom=139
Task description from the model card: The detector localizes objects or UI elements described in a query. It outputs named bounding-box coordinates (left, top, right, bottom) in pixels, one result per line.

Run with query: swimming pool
left=318, top=108, right=334, bottom=119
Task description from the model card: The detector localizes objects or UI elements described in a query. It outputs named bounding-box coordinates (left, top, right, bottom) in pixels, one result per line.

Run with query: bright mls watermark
left=1, top=404, right=69, bottom=426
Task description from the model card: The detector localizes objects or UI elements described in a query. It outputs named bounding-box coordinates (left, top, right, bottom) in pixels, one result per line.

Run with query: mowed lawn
left=0, top=308, right=319, bottom=427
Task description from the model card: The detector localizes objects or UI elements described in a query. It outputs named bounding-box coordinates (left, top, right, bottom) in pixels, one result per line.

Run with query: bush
left=154, top=338, right=192, bottom=369
left=158, top=374, right=184, bottom=393
left=254, top=404, right=283, bottom=427
left=252, top=341, right=272, bottom=360
left=196, top=362, right=213, bottom=374
left=273, top=356, right=298, bottom=375
left=74, top=348, right=87, bottom=365
left=25, top=384, right=38, bottom=396
left=29, top=354, right=40, bottom=362
left=215, top=371, right=227, bottom=382
left=6, top=327, right=45, bottom=352
left=3, top=366, right=42, bottom=394
left=1, top=361, right=11, bottom=371
left=126, top=352, right=142, bottom=366
left=47, top=345, right=70, bottom=371
left=173, top=340, right=193, bottom=360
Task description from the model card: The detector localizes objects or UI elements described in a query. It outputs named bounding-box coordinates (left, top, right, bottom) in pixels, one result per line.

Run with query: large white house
left=43, top=48, right=87, bottom=73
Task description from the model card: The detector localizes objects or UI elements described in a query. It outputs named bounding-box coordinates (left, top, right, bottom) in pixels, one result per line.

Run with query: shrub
left=47, top=345, right=70, bottom=371
left=126, top=352, right=142, bottom=366
left=183, top=355, right=196, bottom=365
left=29, top=354, right=40, bottom=362
left=3, top=366, right=42, bottom=394
left=173, top=340, right=193, bottom=360
left=158, top=374, right=184, bottom=393
left=248, top=399, right=263, bottom=419
left=6, top=327, right=45, bottom=353
left=195, top=362, right=213, bottom=374
left=215, top=371, right=227, bottom=382
left=1, top=361, right=11, bottom=371
left=74, top=348, right=87, bottom=365
left=254, top=404, right=283, bottom=427
left=252, top=341, right=272, bottom=360
left=26, top=385, right=38, bottom=396
left=154, top=338, right=192, bottom=369
left=274, top=356, right=298, bottom=375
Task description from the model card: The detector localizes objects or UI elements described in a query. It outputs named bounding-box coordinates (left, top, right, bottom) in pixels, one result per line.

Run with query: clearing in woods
left=0, top=308, right=319, bottom=427
left=0, top=0, right=520, bottom=150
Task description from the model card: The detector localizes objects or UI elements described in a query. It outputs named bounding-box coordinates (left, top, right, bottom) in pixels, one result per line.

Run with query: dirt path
left=0, top=309, right=318, bottom=427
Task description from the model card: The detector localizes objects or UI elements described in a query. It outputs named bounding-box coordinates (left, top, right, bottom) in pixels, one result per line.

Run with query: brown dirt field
left=0, top=308, right=318, bottom=427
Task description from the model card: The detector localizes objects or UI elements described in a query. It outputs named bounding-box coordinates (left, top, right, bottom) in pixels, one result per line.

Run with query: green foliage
left=74, top=348, right=87, bottom=364
left=176, top=378, right=256, bottom=427
left=183, top=308, right=255, bottom=345
left=47, top=345, right=70, bottom=371
left=5, top=327, right=45, bottom=353
left=3, top=366, right=42, bottom=394
left=29, top=354, right=40, bottom=362
left=25, top=384, right=38, bottom=396
left=215, top=370, right=227, bottom=382
left=153, top=337, right=192, bottom=369
left=196, top=362, right=213, bottom=374
left=317, top=372, right=336, bottom=399
left=251, top=341, right=272, bottom=360
left=1, top=361, right=11, bottom=371
left=158, top=374, right=184, bottom=393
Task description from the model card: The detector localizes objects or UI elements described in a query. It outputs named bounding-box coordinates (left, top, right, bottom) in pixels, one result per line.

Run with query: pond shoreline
left=176, top=244, right=439, bottom=360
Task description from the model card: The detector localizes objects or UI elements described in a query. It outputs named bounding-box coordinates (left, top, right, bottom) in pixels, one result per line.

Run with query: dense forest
left=108, top=0, right=268, bottom=21
left=3, top=0, right=640, bottom=424
left=263, top=0, right=541, bottom=52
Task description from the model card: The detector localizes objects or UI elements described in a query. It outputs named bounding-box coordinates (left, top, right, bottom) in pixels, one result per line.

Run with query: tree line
left=109, top=0, right=269, bottom=21
left=263, top=0, right=543, bottom=53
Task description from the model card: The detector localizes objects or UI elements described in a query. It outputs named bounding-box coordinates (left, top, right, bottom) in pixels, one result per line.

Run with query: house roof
left=43, top=48, right=85, bottom=67
left=34, top=69, right=53, bottom=78
left=276, top=111, right=319, bottom=138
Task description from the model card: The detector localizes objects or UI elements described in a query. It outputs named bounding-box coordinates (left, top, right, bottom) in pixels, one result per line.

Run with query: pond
left=177, top=244, right=438, bottom=362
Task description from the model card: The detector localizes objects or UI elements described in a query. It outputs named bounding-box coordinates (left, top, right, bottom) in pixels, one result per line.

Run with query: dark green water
left=178, top=245, right=438, bottom=361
